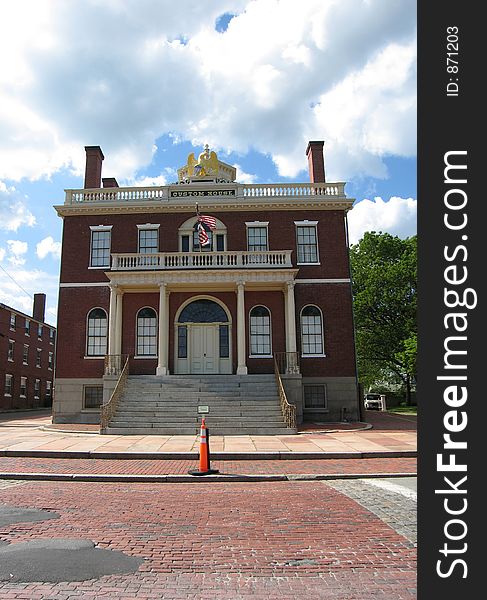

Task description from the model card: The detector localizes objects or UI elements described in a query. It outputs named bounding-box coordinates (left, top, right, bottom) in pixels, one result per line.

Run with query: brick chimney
left=306, top=140, right=325, bottom=183
left=33, top=293, right=46, bottom=323
left=84, top=146, right=104, bottom=189
left=102, top=177, right=119, bottom=188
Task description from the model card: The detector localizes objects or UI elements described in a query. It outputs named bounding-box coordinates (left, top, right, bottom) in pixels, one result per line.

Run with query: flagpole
left=196, top=202, right=202, bottom=253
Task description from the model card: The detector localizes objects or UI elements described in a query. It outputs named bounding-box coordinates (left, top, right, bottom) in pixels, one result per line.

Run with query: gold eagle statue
left=186, top=144, right=219, bottom=177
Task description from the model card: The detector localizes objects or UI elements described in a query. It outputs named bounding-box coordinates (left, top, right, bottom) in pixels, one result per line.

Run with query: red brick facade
left=53, top=141, right=359, bottom=423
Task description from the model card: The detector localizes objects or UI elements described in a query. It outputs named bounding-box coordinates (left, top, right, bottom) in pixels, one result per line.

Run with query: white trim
left=245, top=221, right=269, bottom=226
left=83, top=356, right=105, bottom=360
left=296, top=278, right=350, bottom=283
left=300, top=304, right=325, bottom=357
left=249, top=354, right=273, bottom=359
left=86, top=307, right=108, bottom=358
left=297, top=262, right=321, bottom=266
left=136, top=306, right=158, bottom=358
left=294, top=220, right=319, bottom=226
left=301, top=354, right=326, bottom=358
left=133, top=355, right=158, bottom=359
left=89, top=225, right=113, bottom=231
left=136, top=223, right=160, bottom=229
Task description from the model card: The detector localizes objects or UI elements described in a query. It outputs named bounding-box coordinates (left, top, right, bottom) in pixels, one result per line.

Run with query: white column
left=236, top=281, right=248, bottom=375
left=115, top=290, right=123, bottom=355
left=156, top=282, right=169, bottom=375
left=108, top=284, right=118, bottom=355
left=285, top=281, right=297, bottom=354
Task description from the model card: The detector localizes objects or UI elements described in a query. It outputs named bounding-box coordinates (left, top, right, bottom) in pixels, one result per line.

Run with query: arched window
left=86, top=308, right=107, bottom=356
left=137, top=307, right=157, bottom=356
left=300, top=305, right=324, bottom=356
left=249, top=306, right=272, bottom=356
left=178, top=299, right=228, bottom=323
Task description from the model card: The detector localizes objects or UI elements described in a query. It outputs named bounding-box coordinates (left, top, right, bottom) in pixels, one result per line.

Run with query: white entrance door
left=190, top=325, right=218, bottom=374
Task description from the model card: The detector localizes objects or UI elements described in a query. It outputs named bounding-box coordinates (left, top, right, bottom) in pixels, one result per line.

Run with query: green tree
left=350, top=232, right=417, bottom=404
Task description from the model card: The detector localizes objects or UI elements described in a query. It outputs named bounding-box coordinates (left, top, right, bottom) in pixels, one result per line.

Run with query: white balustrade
left=64, top=182, right=346, bottom=205
left=111, top=250, right=293, bottom=271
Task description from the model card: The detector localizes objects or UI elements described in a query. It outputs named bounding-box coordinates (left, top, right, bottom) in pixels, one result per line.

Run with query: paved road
left=0, top=477, right=416, bottom=599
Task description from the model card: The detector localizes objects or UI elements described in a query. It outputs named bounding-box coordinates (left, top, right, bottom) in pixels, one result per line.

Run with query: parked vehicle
left=364, top=393, right=382, bottom=410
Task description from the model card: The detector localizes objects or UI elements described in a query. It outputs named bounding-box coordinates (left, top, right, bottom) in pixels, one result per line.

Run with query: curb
left=0, top=472, right=417, bottom=484
left=0, top=450, right=416, bottom=460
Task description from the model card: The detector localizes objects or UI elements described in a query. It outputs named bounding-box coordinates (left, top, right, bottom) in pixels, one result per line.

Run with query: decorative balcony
left=111, top=250, right=293, bottom=271
left=64, top=182, right=347, bottom=205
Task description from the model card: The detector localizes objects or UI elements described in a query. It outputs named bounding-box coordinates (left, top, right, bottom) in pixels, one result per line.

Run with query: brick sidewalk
left=0, top=479, right=416, bottom=599
left=0, top=456, right=416, bottom=477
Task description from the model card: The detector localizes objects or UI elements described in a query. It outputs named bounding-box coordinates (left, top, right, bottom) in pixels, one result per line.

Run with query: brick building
left=53, top=142, right=359, bottom=432
left=1, top=294, right=56, bottom=411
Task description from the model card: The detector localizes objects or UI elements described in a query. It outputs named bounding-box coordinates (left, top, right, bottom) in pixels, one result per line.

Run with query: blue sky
left=0, top=0, right=416, bottom=325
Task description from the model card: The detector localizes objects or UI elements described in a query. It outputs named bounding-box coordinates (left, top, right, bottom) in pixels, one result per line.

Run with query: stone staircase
left=104, top=374, right=297, bottom=435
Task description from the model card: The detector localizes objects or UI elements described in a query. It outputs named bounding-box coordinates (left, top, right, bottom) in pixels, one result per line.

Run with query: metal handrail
left=100, top=355, right=130, bottom=432
left=273, top=357, right=297, bottom=429
left=274, top=351, right=300, bottom=375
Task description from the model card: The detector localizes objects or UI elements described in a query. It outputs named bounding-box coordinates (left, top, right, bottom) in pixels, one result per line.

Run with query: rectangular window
left=178, top=325, right=187, bottom=359
left=38, top=324, right=43, bottom=339
left=36, top=349, right=42, bottom=367
left=193, top=229, right=212, bottom=251
left=49, top=328, right=56, bottom=344
left=138, top=227, right=159, bottom=254
left=48, top=352, right=53, bottom=370
left=8, top=340, right=14, bottom=361
left=296, top=224, right=319, bottom=264
left=46, top=381, right=52, bottom=401
left=247, top=226, right=268, bottom=252
left=181, top=235, right=190, bottom=252
left=20, top=376, right=27, bottom=398
left=90, top=228, right=111, bottom=267
left=34, top=378, right=41, bottom=399
left=304, top=385, right=327, bottom=409
left=25, top=319, right=30, bottom=335
left=84, top=385, right=103, bottom=409
left=10, top=313, right=16, bottom=331
left=23, top=344, right=29, bottom=365
left=4, top=374, right=13, bottom=396
left=216, top=234, right=225, bottom=252
left=219, top=325, right=229, bottom=358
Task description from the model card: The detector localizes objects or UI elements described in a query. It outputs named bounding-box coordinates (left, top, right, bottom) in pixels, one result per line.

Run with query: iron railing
left=100, top=355, right=130, bottom=432
left=273, top=357, right=297, bottom=429
left=274, top=351, right=300, bottom=375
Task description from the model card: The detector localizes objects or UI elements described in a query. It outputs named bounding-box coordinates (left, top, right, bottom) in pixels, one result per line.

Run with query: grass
left=388, top=405, right=417, bottom=415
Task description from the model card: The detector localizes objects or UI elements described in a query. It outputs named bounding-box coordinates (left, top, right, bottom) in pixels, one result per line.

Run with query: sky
left=0, top=0, right=416, bottom=326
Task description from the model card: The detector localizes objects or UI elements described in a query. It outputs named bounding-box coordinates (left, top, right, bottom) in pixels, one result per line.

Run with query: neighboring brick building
left=53, top=142, right=359, bottom=427
left=1, top=294, right=56, bottom=411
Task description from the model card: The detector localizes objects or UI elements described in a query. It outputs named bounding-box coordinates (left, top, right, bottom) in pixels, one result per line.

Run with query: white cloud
left=0, top=182, right=36, bottom=231
left=0, top=0, right=416, bottom=183
left=6, top=239, right=28, bottom=265
left=234, top=164, right=257, bottom=184
left=347, top=196, right=417, bottom=244
left=36, top=236, right=62, bottom=259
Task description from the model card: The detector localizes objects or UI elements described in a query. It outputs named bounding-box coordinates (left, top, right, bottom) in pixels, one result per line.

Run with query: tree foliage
left=350, top=232, right=417, bottom=403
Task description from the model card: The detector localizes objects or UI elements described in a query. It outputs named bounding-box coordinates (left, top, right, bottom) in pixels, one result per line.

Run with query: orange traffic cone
left=188, top=417, right=219, bottom=476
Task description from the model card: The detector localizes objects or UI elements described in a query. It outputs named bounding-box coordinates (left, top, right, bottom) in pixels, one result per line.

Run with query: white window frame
left=86, top=308, right=108, bottom=358
left=48, top=351, right=54, bottom=370
left=23, top=344, right=29, bottom=365
left=89, top=225, right=113, bottom=269
left=135, top=307, right=158, bottom=358
left=34, top=378, right=41, bottom=399
left=7, top=339, right=14, bottom=362
left=20, top=376, right=27, bottom=398
left=137, top=223, right=160, bottom=254
left=249, top=305, right=273, bottom=358
left=25, top=318, right=30, bottom=336
left=294, top=220, right=320, bottom=265
left=38, top=324, right=43, bottom=339
left=245, top=221, right=269, bottom=252
left=36, top=348, right=42, bottom=368
left=10, top=312, right=16, bottom=331
left=4, top=374, right=13, bottom=396
left=46, top=380, right=52, bottom=400
left=300, top=304, right=325, bottom=357
left=178, top=217, right=227, bottom=252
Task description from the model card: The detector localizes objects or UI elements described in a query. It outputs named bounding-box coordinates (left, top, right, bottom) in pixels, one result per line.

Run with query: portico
left=106, top=267, right=298, bottom=376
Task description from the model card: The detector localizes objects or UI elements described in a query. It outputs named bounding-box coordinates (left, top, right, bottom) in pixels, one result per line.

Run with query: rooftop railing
left=64, top=182, right=346, bottom=205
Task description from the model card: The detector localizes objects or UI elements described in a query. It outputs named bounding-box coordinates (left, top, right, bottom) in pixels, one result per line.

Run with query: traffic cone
left=188, top=417, right=219, bottom=476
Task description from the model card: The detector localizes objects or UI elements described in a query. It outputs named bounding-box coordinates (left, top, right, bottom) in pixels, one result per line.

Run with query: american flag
left=197, top=214, right=217, bottom=230
left=197, top=222, right=210, bottom=246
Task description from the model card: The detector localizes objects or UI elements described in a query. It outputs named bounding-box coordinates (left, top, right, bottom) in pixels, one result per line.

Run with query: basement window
left=304, top=384, right=327, bottom=410
left=84, top=386, right=103, bottom=409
